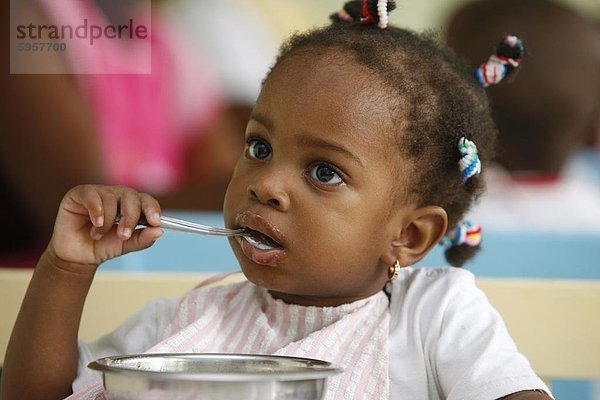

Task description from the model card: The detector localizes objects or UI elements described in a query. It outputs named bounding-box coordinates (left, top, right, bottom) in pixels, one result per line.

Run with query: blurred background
left=1, top=0, right=599, bottom=398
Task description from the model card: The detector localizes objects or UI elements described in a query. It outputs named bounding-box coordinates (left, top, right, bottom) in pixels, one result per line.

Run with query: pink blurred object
left=36, top=0, right=225, bottom=193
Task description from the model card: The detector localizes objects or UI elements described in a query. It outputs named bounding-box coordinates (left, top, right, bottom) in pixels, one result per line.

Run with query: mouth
left=242, top=228, right=282, bottom=250
left=234, top=212, right=287, bottom=267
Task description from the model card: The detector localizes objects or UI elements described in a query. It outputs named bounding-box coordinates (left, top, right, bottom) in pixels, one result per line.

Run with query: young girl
left=2, top=1, right=553, bottom=399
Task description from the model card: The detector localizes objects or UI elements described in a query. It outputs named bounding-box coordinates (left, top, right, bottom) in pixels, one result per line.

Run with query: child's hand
left=47, top=184, right=163, bottom=268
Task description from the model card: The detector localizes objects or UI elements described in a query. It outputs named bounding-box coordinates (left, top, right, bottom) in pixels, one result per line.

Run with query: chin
left=237, top=262, right=280, bottom=290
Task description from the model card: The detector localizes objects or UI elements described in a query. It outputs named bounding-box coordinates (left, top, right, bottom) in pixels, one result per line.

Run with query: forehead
left=256, top=50, right=397, bottom=153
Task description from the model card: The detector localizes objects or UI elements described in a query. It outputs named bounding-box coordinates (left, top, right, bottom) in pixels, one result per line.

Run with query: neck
left=267, top=289, right=381, bottom=307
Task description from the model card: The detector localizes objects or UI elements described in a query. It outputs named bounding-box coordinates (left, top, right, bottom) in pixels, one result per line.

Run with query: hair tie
left=444, top=221, right=482, bottom=248
left=360, top=0, right=376, bottom=25
left=336, top=10, right=354, bottom=22
left=458, top=137, right=481, bottom=182
left=360, top=0, right=389, bottom=29
left=475, top=35, right=525, bottom=87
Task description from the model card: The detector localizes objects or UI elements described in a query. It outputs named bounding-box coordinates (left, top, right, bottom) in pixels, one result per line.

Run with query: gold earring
left=388, top=259, right=401, bottom=281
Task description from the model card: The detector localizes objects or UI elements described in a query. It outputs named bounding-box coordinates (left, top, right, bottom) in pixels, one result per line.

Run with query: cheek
left=292, top=204, right=386, bottom=263
left=223, top=168, right=246, bottom=220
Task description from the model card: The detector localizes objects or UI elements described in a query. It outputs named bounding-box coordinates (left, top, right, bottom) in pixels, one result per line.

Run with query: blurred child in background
left=446, top=0, right=600, bottom=232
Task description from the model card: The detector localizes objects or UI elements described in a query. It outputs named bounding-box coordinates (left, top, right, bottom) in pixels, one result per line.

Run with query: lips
left=234, top=211, right=287, bottom=267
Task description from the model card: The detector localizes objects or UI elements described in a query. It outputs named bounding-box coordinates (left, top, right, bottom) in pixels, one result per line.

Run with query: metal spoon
left=115, top=214, right=247, bottom=238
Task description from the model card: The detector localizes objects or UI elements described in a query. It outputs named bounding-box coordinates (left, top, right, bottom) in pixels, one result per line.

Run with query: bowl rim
left=88, top=353, right=344, bottom=382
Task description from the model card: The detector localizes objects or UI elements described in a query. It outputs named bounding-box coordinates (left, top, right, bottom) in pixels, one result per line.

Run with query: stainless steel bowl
left=88, top=353, right=343, bottom=400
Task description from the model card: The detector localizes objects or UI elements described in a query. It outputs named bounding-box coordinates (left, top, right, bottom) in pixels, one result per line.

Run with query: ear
left=381, top=206, right=448, bottom=267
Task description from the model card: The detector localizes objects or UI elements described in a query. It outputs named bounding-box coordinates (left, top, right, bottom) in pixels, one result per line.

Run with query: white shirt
left=74, top=268, right=552, bottom=399
left=388, top=267, right=551, bottom=399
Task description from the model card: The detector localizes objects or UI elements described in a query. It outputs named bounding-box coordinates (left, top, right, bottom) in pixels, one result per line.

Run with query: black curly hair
left=264, top=0, right=498, bottom=268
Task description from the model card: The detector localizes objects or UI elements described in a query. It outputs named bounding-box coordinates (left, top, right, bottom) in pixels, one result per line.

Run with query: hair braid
left=269, top=2, right=498, bottom=267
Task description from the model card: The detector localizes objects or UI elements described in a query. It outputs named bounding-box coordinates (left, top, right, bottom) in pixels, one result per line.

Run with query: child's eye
left=246, top=138, right=272, bottom=161
left=309, top=163, right=345, bottom=186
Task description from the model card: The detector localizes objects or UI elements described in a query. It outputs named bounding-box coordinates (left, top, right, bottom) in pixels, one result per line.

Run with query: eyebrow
left=297, top=136, right=364, bottom=167
left=249, top=113, right=363, bottom=167
left=249, top=113, right=273, bottom=131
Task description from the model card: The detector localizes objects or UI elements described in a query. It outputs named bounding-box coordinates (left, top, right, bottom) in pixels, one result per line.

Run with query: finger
left=116, top=188, right=142, bottom=240
left=90, top=223, right=117, bottom=242
left=101, top=190, right=119, bottom=229
left=122, top=226, right=164, bottom=255
left=90, top=191, right=119, bottom=240
left=73, top=185, right=105, bottom=227
left=139, top=193, right=161, bottom=226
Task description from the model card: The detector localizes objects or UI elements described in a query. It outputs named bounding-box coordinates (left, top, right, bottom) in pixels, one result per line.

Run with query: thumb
left=121, top=227, right=164, bottom=255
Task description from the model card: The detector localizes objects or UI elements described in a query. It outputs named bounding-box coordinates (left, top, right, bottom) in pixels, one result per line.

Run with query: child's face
left=223, top=51, right=413, bottom=306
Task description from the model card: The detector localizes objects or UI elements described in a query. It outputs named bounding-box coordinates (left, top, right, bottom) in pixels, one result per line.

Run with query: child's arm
left=0, top=185, right=163, bottom=400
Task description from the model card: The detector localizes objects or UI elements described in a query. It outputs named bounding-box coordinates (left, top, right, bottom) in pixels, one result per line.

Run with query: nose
left=247, top=172, right=291, bottom=211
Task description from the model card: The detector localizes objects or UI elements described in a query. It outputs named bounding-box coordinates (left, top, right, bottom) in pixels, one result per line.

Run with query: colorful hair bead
left=359, top=0, right=390, bottom=29
left=360, top=0, right=376, bottom=25
left=445, top=221, right=482, bottom=247
left=377, top=0, right=389, bottom=29
left=458, top=137, right=481, bottom=182
left=475, top=35, right=525, bottom=87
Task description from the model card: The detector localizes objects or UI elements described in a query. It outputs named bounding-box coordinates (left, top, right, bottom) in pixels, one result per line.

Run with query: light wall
left=250, top=0, right=599, bottom=38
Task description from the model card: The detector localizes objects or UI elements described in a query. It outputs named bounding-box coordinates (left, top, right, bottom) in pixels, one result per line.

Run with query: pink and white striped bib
left=68, top=274, right=390, bottom=399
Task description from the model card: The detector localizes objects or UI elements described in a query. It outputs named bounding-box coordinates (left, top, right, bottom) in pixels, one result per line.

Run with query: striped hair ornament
left=376, top=0, right=389, bottom=29
left=360, top=0, right=390, bottom=29
left=444, top=221, right=482, bottom=248
left=475, top=35, right=525, bottom=88
left=458, top=137, right=481, bottom=182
